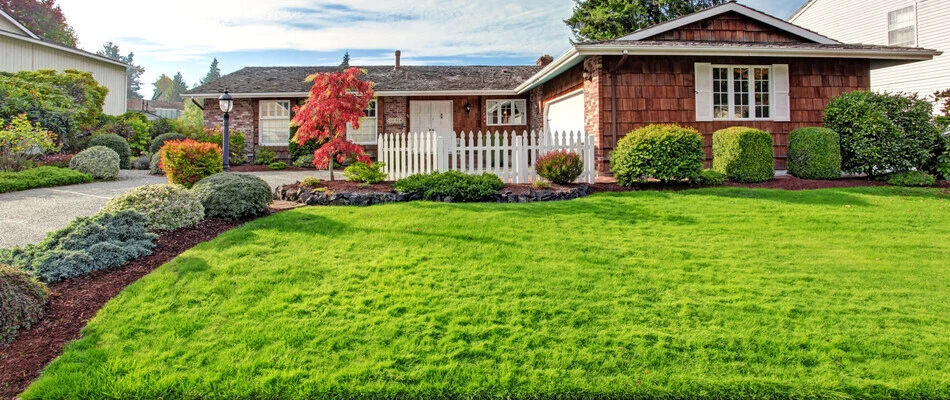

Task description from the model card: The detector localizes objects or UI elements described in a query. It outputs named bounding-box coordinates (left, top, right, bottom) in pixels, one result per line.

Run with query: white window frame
left=486, top=99, right=527, bottom=126
left=258, top=100, right=292, bottom=146
left=711, top=65, right=773, bottom=121
left=887, top=5, right=916, bottom=47
left=346, top=99, right=378, bottom=145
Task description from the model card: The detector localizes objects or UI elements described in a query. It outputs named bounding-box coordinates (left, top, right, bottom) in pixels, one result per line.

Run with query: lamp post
left=218, top=89, right=234, bottom=172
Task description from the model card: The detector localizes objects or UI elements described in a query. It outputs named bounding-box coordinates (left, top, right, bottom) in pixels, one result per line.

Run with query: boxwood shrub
left=192, top=173, right=272, bottom=220
left=536, top=150, right=584, bottom=184
left=787, top=127, right=842, bottom=180
left=611, top=124, right=703, bottom=185
left=100, top=184, right=204, bottom=231
left=0, top=264, right=49, bottom=344
left=394, top=171, right=504, bottom=202
left=0, top=166, right=92, bottom=193
left=69, top=146, right=120, bottom=180
left=89, top=134, right=131, bottom=169
left=149, top=133, right=187, bottom=154
left=712, top=127, right=774, bottom=183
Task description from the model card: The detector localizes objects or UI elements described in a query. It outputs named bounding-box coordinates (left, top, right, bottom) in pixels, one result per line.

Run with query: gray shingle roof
left=185, top=65, right=542, bottom=95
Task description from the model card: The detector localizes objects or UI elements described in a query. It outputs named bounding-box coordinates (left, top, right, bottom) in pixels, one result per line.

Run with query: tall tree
left=564, top=0, right=726, bottom=42
left=0, top=0, right=78, bottom=46
left=290, top=67, right=374, bottom=181
left=151, top=74, right=173, bottom=101
left=200, top=58, right=221, bottom=85
left=97, top=41, right=144, bottom=100
left=340, top=51, right=350, bottom=68
left=170, top=72, right=188, bottom=102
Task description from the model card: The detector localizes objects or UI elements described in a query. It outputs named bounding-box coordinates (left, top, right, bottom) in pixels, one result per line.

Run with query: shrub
left=149, top=118, right=173, bottom=137
left=532, top=180, right=551, bottom=190
left=186, top=128, right=247, bottom=165
left=0, top=115, right=58, bottom=172
left=96, top=113, right=150, bottom=156
left=787, top=127, right=842, bottom=180
left=301, top=176, right=321, bottom=187
left=0, top=74, right=77, bottom=148
left=293, top=155, right=315, bottom=168
left=694, top=169, right=726, bottom=186
left=938, top=149, right=950, bottom=181
left=132, top=155, right=151, bottom=170
left=159, top=139, right=223, bottom=188
left=69, top=146, right=120, bottom=180
left=38, top=153, right=73, bottom=168
left=100, top=184, right=204, bottom=231
left=536, top=150, right=584, bottom=185
left=611, top=124, right=703, bottom=185
left=10, top=69, right=107, bottom=130
left=149, top=153, right=164, bottom=175
left=885, top=171, right=935, bottom=187
left=0, top=166, right=92, bottom=193
left=289, top=133, right=326, bottom=162
left=191, top=173, right=272, bottom=220
left=89, top=134, right=132, bottom=169
left=712, top=127, right=774, bottom=183
left=343, top=162, right=386, bottom=183
left=0, top=265, right=49, bottom=344
left=394, top=171, right=504, bottom=202
left=0, top=211, right=157, bottom=283
left=268, top=161, right=288, bottom=170
left=149, top=133, right=187, bottom=154
left=824, top=91, right=942, bottom=176
left=254, top=147, right=278, bottom=165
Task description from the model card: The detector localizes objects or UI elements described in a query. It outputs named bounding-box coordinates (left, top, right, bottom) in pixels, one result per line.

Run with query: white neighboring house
left=0, top=9, right=131, bottom=115
left=790, top=0, right=949, bottom=104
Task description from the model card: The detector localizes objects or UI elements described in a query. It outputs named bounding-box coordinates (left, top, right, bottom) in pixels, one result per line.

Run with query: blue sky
left=58, top=0, right=807, bottom=98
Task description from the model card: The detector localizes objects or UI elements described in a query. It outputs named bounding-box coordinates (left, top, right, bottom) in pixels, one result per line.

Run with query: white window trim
left=486, top=99, right=527, bottom=126
left=346, top=99, right=378, bottom=145
left=712, top=65, right=773, bottom=121
left=887, top=5, right=917, bottom=47
left=258, top=100, right=292, bottom=146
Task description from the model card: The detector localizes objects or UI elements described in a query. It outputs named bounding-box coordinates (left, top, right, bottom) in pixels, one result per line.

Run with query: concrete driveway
left=0, top=169, right=329, bottom=248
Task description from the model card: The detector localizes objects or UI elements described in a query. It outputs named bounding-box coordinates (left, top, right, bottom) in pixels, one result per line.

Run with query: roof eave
left=0, top=8, right=40, bottom=40
left=574, top=44, right=941, bottom=61
left=788, top=0, right=817, bottom=22
left=0, top=29, right=136, bottom=70
left=514, top=47, right=583, bottom=94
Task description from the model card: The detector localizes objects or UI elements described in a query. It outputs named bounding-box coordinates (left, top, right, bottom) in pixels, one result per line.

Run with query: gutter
left=183, top=90, right=521, bottom=99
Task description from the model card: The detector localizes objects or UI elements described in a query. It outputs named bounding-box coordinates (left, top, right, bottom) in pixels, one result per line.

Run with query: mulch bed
left=0, top=219, right=245, bottom=399
left=228, top=165, right=313, bottom=172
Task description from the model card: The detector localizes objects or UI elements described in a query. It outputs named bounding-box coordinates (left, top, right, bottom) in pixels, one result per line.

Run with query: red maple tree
left=290, top=67, right=374, bottom=180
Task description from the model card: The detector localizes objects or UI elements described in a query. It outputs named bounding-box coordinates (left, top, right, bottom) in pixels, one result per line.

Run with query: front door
left=410, top=101, right=453, bottom=134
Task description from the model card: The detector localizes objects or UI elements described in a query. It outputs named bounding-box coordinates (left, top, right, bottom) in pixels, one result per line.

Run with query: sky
left=57, top=0, right=807, bottom=98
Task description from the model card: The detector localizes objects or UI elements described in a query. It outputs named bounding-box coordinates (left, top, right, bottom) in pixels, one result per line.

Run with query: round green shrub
left=149, top=153, right=164, bottom=175
left=712, top=127, right=774, bottom=183
left=535, top=150, right=584, bottom=185
left=191, top=173, right=272, bottom=220
left=149, top=133, right=187, bottom=154
left=100, top=184, right=204, bottom=231
left=611, top=124, right=703, bottom=185
left=89, top=134, right=131, bottom=169
left=268, top=161, right=288, bottom=170
left=343, top=162, right=386, bottom=183
left=132, top=155, right=151, bottom=170
left=149, top=118, right=173, bottom=138
left=0, top=264, right=49, bottom=344
left=787, top=128, right=841, bottom=180
left=695, top=169, right=726, bottom=186
left=69, top=146, right=120, bottom=180
left=293, top=155, right=315, bottom=168
left=885, top=171, right=936, bottom=187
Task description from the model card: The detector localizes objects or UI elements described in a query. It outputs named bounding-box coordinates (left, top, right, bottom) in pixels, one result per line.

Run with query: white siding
left=0, top=16, right=24, bottom=34
left=0, top=34, right=128, bottom=115
left=791, top=0, right=950, bottom=100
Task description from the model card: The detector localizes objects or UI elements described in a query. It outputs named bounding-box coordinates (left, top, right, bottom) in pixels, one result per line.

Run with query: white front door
left=544, top=90, right=585, bottom=134
left=410, top=101, right=453, bottom=134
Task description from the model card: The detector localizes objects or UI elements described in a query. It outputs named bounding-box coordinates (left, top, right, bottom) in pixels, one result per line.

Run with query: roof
left=0, top=9, right=133, bottom=70
left=184, top=65, right=541, bottom=97
left=127, top=99, right=185, bottom=112
left=0, top=8, right=39, bottom=39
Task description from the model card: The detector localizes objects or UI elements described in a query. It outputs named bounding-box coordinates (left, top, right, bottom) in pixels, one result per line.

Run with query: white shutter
left=694, top=63, right=713, bottom=122
left=772, top=64, right=791, bottom=122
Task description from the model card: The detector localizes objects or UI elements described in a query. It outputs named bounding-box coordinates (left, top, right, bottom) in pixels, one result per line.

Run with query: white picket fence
left=377, top=130, right=596, bottom=183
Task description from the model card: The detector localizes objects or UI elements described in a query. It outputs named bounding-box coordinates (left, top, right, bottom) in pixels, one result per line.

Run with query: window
left=346, top=100, right=378, bottom=144
left=888, top=6, right=916, bottom=46
left=486, top=99, right=526, bottom=126
left=712, top=65, right=771, bottom=120
left=259, top=100, right=291, bottom=146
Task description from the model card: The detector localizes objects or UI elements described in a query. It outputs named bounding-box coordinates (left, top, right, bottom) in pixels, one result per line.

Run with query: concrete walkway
left=0, top=169, right=329, bottom=248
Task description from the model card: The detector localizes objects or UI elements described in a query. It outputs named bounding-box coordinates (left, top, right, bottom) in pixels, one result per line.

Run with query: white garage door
left=545, top=90, right=585, bottom=134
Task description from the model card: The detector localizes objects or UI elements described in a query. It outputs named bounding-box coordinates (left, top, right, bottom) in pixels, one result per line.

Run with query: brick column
left=583, top=56, right=607, bottom=174
left=529, top=86, right=544, bottom=133
left=203, top=98, right=255, bottom=159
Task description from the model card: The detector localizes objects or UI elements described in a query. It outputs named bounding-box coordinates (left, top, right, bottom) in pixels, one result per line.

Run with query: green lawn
left=24, top=187, right=950, bottom=399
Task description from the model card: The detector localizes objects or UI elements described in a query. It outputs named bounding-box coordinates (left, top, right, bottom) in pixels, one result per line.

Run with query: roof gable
left=618, top=1, right=840, bottom=44
left=643, top=11, right=811, bottom=43
left=0, top=8, right=39, bottom=39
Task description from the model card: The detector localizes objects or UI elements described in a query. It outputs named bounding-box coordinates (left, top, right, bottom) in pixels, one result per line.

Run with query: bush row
left=394, top=171, right=504, bottom=202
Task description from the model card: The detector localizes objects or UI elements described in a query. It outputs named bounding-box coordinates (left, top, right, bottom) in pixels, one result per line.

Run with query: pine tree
left=340, top=51, right=350, bottom=68
left=169, top=72, right=188, bottom=102
left=200, top=58, right=222, bottom=85
left=97, top=42, right=144, bottom=99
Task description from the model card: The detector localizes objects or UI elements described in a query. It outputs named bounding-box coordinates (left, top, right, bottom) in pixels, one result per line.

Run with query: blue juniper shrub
left=712, top=127, right=774, bottom=183
left=191, top=173, right=273, bottom=220
left=787, top=127, right=842, bottom=180
left=0, top=264, right=49, bottom=344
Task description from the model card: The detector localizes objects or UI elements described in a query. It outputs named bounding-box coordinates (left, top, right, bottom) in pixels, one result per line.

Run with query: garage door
left=545, top=90, right=585, bottom=134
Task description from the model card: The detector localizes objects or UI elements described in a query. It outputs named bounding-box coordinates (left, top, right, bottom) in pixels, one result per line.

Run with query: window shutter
left=694, top=63, right=713, bottom=122
left=772, top=64, right=791, bottom=122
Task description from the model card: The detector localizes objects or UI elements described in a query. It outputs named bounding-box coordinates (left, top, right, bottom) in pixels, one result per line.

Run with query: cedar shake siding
left=643, top=12, right=813, bottom=43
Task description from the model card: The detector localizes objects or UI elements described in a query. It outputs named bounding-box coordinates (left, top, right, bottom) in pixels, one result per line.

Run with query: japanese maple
left=290, top=67, right=374, bottom=180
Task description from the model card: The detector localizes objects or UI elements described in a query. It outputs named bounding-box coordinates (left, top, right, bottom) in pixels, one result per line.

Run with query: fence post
left=587, top=134, right=596, bottom=183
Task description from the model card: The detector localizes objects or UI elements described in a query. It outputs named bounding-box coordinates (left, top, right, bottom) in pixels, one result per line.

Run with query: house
left=184, top=2, right=938, bottom=174
left=0, top=9, right=131, bottom=115
left=127, top=99, right=185, bottom=121
left=789, top=0, right=950, bottom=103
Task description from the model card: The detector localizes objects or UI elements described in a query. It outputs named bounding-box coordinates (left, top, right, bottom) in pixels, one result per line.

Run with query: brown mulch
left=0, top=219, right=244, bottom=399
left=725, top=175, right=889, bottom=190
left=228, top=165, right=312, bottom=172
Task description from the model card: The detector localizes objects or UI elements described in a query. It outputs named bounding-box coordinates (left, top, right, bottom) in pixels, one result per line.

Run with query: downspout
left=610, top=50, right=629, bottom=149
left=190, top=98, right=205, bottom=110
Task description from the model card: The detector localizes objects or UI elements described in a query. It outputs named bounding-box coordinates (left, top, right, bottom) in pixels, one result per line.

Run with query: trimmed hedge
left=69, top=146, right=120, bottom=180
left=0, top=211, right=157, bottom=283
left=0, top=264, right=49, bottom=344
left=712, top=127, right=774, bottom=183
left=536, top=150, right=584, bottom=185
left=394, top=171, right=504, bottom=202
left=0, top=166, right=92, bottom=193
left=787, top=127, right=841, bottom=180
left=100, top=184, right=204, bottom=231
left=611, top=124, right=703, bottom=185
left=192, top=173, right=272, bottom=220
left=885, top=171, right=936, bottom=187
left=89, top=134, right=131, bottom=169
left=149, top=133, right=187, bottom=154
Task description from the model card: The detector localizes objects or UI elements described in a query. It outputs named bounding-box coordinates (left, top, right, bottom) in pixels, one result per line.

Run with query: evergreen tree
left=564, top=0, right=726, bottom=42
left=151, top=74, right=173, bottom=101
left=97, top=41, right=144, bottom=100
left=200, top=58, right=221, bottom=85
left=340, top=51, right=350, bottom=68
left=169, top=72, right=188, bottom=102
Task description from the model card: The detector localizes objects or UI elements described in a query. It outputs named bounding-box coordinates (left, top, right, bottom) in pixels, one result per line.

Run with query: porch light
left=582, top=68, right=592, bottom=81
left=218, top=89, right=234, bottom=113
left=219, top=89, right=233, bottom=172
left=464, top=103, right=471, bottom=114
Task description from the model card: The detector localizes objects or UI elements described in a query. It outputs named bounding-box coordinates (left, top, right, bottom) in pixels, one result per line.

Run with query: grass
left=0, top=166, right=92, bottom=194
left=23, top=187, right=950, bottom=399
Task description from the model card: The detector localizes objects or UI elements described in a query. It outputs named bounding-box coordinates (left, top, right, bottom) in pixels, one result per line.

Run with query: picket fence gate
left=377, top=130, right=596, bottom=183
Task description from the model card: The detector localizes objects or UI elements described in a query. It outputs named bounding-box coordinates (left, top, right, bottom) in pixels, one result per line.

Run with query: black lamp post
left=218, top=89, right=234, bottom=172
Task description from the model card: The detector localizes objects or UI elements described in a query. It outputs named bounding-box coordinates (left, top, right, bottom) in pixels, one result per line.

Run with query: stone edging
left=274, top=184, right=589, bottom=206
